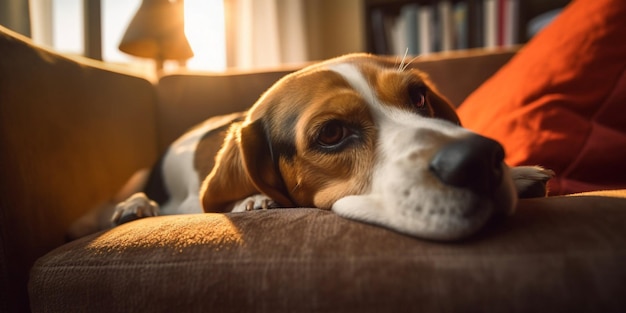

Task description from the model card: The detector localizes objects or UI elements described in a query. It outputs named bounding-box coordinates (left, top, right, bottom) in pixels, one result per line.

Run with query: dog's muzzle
left=429, top=134, right=505, bottom=194
left=331, top=118, right=518, bottom=241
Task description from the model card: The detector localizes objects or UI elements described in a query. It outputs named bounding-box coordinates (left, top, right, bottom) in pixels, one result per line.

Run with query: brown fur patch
left=269, top=72, right=378, bottom=208
left=200, top=122, right=259, bottom=212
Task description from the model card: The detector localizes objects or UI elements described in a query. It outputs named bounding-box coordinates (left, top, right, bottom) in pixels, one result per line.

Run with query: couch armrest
left=0, top=26, right=157, bottom=313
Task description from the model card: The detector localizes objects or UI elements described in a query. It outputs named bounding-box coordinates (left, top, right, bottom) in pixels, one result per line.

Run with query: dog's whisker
left=397, top=48, right=409, bottom=72
left=401, top=55, right=421, bottom=72
left=292, top=181, right=301, bottom=194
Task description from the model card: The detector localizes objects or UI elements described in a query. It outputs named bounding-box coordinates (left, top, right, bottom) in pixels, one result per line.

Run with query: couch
left=1, top=22, right=625, bottom=312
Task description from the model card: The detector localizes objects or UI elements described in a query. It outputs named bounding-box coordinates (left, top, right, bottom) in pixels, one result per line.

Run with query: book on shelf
left=401, top=4, right=419, bottom=55
left=503, top=0, right=519, bottom=46
left=370, top=0, right=520, bottom=56
left=438, top=1, right=454, bottom=52
left=418, top=4, right=434, bottom=54
left=483, top=0, right=497, bottom=47
left=370, top=8, right=391, bottom=55
left=454, top=1, right=468, bottom=50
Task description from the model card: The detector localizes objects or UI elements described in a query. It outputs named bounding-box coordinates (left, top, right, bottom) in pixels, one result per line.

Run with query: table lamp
left=119, top=0, right=194, bottom=72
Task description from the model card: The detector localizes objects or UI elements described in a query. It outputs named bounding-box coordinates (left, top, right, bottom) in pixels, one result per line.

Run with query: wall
left=305, top=0, right=366, bottom=61
left=0, top=0, right=31, bottom=36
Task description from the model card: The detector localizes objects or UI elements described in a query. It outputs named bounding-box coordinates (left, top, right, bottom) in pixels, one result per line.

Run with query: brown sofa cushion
left=29, top=191, right=626, bottom=313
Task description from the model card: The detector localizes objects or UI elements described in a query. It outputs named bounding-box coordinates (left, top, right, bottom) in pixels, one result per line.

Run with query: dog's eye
left=318, top=120, right=347, bottom=147
left=408, top=84, right=427, bottom=109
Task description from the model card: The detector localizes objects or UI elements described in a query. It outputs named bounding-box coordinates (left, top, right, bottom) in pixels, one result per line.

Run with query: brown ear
left=408, top=68, right=461, bottom=126
left=238, top=119, right=295, bottom=207
left=200, top=119, right=294, bottom=212
left=200, top=123, right=258, bottom=212
left=427, top=87, right=461, bottom=126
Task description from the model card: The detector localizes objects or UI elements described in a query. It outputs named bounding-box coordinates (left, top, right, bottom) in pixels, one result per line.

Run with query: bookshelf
left=364, top=0, right=570, bottom=55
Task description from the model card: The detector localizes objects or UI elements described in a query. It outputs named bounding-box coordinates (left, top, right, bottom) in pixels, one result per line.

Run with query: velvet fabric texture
left=29, top=192, right=626, bottom=313
left=0, top=26, right=157, bottom=313
left=457, top=0, right=626, bottom=195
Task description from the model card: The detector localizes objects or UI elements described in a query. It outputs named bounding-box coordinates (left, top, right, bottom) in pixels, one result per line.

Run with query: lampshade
left=119, top=0, right=194, bottom=66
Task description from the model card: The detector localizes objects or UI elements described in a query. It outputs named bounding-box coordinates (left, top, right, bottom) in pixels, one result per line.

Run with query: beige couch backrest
left=153, top=49, right=516, bottom=151
left=155, top=70, right=295, bottom=151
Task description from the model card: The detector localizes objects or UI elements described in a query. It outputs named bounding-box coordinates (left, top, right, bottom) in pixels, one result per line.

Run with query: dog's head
left=202, top=53, right=553, bottom=241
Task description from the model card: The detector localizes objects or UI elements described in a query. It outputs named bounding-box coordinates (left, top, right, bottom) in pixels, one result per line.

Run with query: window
left=184, top=0, right=226, bottom=71
left=30, top=0, right=84, bottom=56
left=101, top=0, right=140, bottom=64
left=52, top=0, right=83, bottom=55
left=30, top=0, right=226, bottom=71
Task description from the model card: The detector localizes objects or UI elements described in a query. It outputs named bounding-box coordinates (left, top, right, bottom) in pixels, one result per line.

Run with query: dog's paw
left=510, top=166, right=555, bottom=198
left=231, top=194, right=278, bottom=212
left=111, top=192, right=160, bottom=226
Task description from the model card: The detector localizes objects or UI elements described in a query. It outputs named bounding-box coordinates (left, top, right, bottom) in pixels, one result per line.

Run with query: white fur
left=158, top=123, right=213, bottom=215
left=231, top=194, right=276, bottom=212
left=510, top=166, right=554, bottom=193
left=111, top=192, right=159, bottom=224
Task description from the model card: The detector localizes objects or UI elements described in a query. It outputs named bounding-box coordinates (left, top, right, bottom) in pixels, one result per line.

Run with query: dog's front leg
left=111, top=192, right=160, bottom=225
left=510, top=166, right=555, bottom=198
left=231, top=194, right=278, bottom=212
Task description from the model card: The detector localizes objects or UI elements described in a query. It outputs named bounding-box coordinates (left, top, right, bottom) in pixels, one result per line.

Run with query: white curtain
left=224, top=0, right=308, bottom=69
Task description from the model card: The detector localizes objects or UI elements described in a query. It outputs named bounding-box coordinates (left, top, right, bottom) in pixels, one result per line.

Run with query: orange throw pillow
left=457, top=0, right=626, bottom=195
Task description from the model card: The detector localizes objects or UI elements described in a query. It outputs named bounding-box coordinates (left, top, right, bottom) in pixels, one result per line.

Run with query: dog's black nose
left=429, top=135, right=505, bottom=194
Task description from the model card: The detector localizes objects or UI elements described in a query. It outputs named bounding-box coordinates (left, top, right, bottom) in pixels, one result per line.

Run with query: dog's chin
left=332, top=166, right=518, bottom=241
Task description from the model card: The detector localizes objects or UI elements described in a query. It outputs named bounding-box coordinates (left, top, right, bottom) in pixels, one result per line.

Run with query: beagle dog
left=71, top=53, right=553, bottom=241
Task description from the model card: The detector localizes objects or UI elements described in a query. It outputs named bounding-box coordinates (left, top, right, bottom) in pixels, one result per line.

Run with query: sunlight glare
left=184, top=0, right=226, bottom=71
left=52, top=0, right=84, bottom=55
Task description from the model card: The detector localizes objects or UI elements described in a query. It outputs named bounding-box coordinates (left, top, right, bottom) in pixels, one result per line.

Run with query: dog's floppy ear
left=427, top=87, right=461, bottom=126
left=200, top=119, right=295, bottom=212
left=200, top=123, right=258, bottom=212
left=411, top=71, right=460, bottom=126
left=238, top=119, right=295, bottom=207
